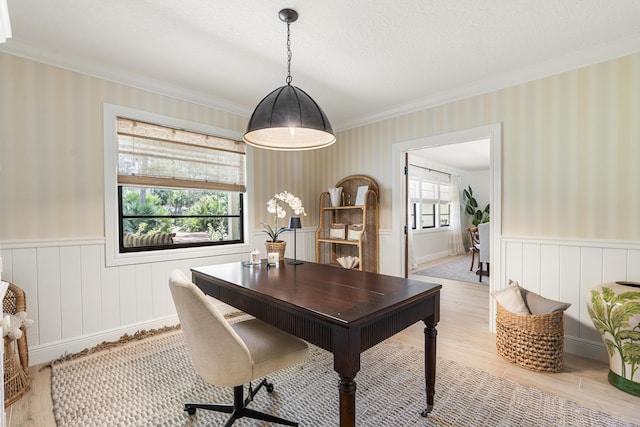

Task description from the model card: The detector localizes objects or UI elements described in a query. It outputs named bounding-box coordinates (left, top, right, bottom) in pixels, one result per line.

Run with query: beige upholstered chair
left=169, top=270, right=308, bottom=426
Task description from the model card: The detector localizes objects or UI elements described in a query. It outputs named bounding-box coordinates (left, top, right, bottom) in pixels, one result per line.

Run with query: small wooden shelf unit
left=315, top=175, right=379, bottom=272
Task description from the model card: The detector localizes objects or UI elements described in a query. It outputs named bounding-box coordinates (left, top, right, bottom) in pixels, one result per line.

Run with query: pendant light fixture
left=243, top=8, right=335, bottom=151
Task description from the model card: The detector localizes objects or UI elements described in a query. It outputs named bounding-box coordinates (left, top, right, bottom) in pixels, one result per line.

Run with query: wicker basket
left=495, top=303, right=564, bottom=373
left=3, top=283, right=30, bottom=407
left=4, top=336, right=30, bottom=407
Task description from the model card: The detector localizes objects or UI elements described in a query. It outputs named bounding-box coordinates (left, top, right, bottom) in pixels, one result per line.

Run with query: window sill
left=105, top=242, right=251, bottom=267
left=413, top=227, right=449, bottom=236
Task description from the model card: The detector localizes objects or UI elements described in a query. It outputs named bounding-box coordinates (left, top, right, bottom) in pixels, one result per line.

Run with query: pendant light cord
left=286, top=21, right=292, bottom=85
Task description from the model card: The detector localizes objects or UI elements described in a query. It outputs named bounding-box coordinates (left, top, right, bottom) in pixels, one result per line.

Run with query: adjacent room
left=1, top=1, right=640, bottom=426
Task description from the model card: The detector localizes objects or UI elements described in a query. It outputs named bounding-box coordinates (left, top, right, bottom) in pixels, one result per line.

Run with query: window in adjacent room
left=116, top=117, right=246, bottom=253
left=408, top=166, right=450, bottom=230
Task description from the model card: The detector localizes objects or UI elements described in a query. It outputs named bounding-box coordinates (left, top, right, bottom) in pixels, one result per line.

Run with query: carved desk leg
left=421, top=321, right=438, bottom=417
left=339, top=375, right=357, bottom=427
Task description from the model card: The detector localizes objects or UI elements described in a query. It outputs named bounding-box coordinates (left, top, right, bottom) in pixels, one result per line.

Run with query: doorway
left=406, top=140, right=490, bottom=273
left=391, top=123, right=502, bottom=330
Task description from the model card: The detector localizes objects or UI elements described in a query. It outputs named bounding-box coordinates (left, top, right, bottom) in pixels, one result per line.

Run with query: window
left=409, top=167, right=450, bottom=230
left=418, top=203, right=432, bottom=228
left=104, top=108, right=247, bottom=259
left=439, top=203, right=450, bottom=226
left=118, top=186, right=243, bottom=252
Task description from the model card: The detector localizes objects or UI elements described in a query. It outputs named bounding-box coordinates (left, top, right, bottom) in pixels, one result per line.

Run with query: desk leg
left=334, top=328, right=360, bottom=427
left=339, top=375, right=356, bottom=427
left=421, top=321, right=438, bottom=416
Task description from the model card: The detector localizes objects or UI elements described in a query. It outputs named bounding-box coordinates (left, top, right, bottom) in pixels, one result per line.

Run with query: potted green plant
left=463, top=185, right=490, bottom=226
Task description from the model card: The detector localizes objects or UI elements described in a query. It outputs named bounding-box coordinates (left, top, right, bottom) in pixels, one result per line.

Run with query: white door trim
left=391, top=123, right=502, bottom=331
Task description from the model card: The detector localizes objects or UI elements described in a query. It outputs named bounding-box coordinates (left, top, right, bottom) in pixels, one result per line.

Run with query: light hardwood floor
left=6, top=255, right=640, bottom=426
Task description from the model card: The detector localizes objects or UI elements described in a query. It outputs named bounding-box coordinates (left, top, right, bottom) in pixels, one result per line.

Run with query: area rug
left=414, top=255, right=486, bottom=284
left=50, top=331, right=636, bottom=427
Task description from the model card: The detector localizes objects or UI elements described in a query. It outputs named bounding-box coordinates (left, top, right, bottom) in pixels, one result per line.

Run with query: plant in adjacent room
left=263, top=191, right=306, bottom=242
left=463, top=185, right=490, bottom=226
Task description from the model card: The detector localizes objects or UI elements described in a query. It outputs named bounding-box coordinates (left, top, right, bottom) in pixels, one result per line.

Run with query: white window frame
left=409, top=169, right=450, bottom=230
left=103, top=103, right=253, bottom=266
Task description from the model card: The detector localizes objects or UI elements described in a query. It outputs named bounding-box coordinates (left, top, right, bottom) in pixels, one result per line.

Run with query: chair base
left=184, top=378, right=298, bottom=427
left=477, top=262, right=490, bottom=282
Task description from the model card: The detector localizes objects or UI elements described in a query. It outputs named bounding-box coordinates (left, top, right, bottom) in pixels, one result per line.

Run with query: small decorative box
left=347, top=224, right=364, bottom=241
left=330, top=223, right=346, bottom=239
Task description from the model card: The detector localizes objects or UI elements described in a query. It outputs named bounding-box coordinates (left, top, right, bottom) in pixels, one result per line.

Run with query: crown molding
left=3, top=33, right=640, bottom=133
left=0, top=40, right=253, bottom=118
left=335, top=33, right=640, bottom=132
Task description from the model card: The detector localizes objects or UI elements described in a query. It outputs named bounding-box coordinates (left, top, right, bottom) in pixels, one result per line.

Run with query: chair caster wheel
left=185, top=405, right=196, bottom=415
left=266, top=383, right=274, bottom=393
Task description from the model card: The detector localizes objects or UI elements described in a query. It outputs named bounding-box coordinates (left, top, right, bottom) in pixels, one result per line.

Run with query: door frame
left=391, top=123, right=502, bottom=331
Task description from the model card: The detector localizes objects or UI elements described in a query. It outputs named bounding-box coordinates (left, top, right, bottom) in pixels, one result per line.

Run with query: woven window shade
left=421, top=182, right=437, bottom=202
left=410, top=166, right=451, bottom=204
left=117, top=118, right=246, bottom=192
left=439, top=185, right=450, bottom=202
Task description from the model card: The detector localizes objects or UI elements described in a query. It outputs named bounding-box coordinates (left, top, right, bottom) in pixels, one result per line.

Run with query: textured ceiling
left=2, top=0, right=640, bottom=132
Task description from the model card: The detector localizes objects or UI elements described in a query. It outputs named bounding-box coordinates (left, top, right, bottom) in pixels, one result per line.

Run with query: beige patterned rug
left=414, top=255, right=485, bottom=285
left=50, top=330, right=636, bottom=427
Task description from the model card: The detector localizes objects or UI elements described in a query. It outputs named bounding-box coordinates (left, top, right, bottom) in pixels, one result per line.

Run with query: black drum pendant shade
left=244, top=84, right=335, bottom=150
left=243, top=8, right=335, bottom=151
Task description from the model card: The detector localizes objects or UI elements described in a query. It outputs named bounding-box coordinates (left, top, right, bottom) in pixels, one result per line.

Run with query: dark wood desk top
left=192, top=260, right=441, bottom=327
left=192, top=260, right=442, bottom=426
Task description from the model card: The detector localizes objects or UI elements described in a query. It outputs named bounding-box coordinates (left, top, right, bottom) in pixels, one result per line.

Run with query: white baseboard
left=415, top=250, right=450, bottom=265
left=28, top=315, right=179, bottom=366
left=565, top=335, right=608, bottom=363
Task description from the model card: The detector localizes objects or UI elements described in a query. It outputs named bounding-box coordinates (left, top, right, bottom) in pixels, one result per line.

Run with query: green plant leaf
left=613, top=292, right=640, bottom=304
left=262, top=224, right=276, bottom=241
left=588, top=290, right=608, bottom=334
left=601, top=287, right=616, bottom=303
left=610, top=302, right=640, bottom=328
left=619, top=330, right=640, bottom=340
left=621, top=342, right=640, bottom=363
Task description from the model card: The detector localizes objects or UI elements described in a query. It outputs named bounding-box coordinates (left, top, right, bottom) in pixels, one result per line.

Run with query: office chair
left=169, top=270, right=308, bottom=426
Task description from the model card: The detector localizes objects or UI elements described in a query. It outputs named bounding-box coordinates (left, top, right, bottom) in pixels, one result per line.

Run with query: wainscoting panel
left=99, top=256, right=120, bottom=333
left=10, top=249, right=39, bottom=347
left=559, top=246, right=581, bottom=339
left=502, top=238, right=640, bottom=361
left=60, top=246, right=83, bottom=339
left=0, top=230, right=325, bottom=365
left=81, top=244, right=103, bottom=337
left=9, top=232, right=631, bottom=365
left=37, top=247, right=62, bottom=345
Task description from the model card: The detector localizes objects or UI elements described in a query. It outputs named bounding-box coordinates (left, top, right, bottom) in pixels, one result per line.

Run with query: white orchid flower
left=263, top=191, right=307, bottom=242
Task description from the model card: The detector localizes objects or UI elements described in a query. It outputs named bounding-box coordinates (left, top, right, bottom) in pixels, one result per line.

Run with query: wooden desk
left=192, top=260, right=441, bottom=427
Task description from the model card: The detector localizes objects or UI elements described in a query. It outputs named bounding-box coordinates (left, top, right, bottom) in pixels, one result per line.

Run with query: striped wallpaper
left=317, top=53, right=640, bottom=241
left=0, top=53, right=247, bottom=241
left=2, top=52, right=639, bottom=242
